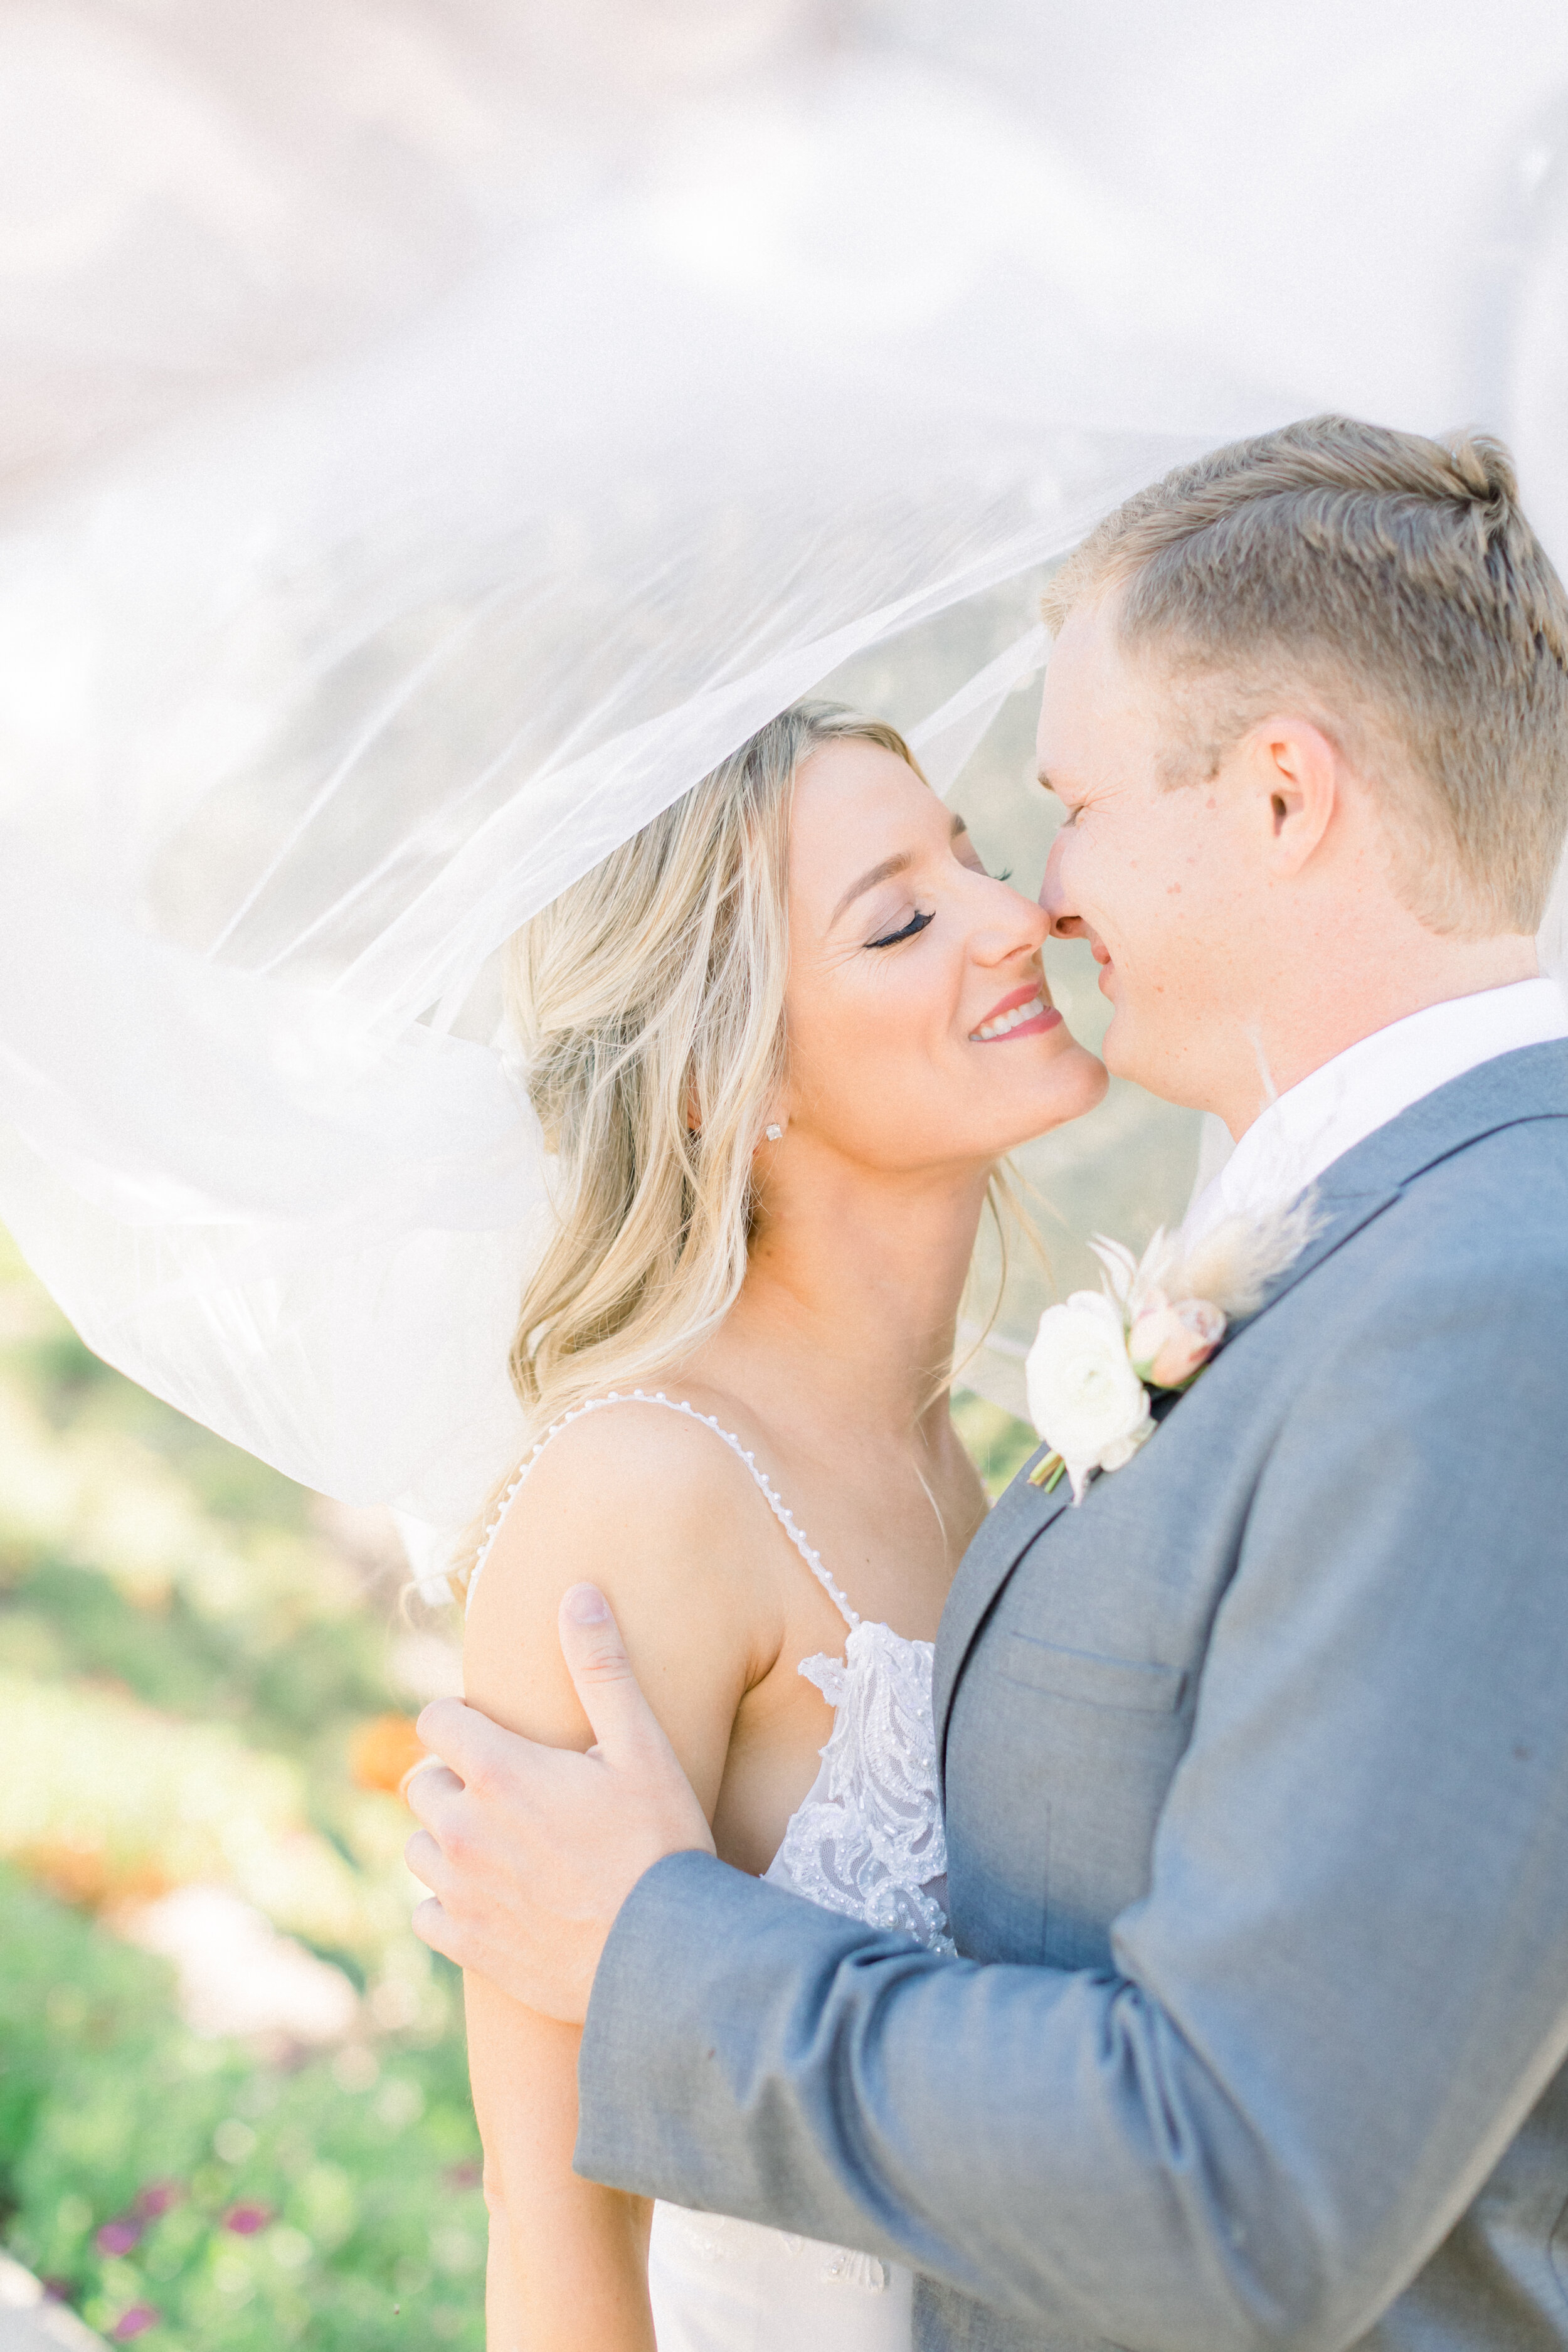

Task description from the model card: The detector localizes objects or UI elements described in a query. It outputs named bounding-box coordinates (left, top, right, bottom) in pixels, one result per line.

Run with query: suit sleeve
left=575, top=1239, right=1568, bottom=2352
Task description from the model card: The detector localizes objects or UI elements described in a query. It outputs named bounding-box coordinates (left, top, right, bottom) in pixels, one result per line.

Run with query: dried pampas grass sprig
left=1091, top=1191, right=1322, bottom=1325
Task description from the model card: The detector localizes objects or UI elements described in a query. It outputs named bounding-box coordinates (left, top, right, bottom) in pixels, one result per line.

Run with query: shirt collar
left=1185, top=976, right=1568, bottom=1242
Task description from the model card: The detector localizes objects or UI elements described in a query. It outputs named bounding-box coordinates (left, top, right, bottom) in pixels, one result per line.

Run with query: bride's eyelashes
left=866, top=906, right=935, bottom=949
left=864, top=861, right=1012, bottom=948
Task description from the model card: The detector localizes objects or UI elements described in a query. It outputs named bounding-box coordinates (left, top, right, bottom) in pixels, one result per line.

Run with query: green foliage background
left=0, top=1867, right=485, bottom=2347
left=0, top=1229, right=487, bottom=2347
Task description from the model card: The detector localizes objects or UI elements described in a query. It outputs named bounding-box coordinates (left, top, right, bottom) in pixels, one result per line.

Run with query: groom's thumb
left=558, top=1583, right=667, bottom=1764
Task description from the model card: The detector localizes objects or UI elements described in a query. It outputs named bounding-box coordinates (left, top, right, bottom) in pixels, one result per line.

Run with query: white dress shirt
left=1184, top=975, right=1568, bottom=1243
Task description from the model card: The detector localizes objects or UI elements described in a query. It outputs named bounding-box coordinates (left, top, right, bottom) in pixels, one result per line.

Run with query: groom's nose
left=1038, top=836, right=1088, bottom=940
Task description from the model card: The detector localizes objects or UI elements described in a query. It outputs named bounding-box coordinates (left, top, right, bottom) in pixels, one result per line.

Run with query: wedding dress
left=467, top=1390, right=953, bottom=2352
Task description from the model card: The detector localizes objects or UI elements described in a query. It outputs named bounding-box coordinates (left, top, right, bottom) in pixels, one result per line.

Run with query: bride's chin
left=1021, top=1045, right=1109, bottom=1136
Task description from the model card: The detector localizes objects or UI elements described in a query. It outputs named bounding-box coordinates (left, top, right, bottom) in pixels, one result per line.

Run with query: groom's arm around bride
left=411, top=417, right=1568, bottom=2352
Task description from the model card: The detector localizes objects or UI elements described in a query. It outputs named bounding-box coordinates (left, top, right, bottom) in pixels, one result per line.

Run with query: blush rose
left=1127, top=1296, right=1227, bottom=1389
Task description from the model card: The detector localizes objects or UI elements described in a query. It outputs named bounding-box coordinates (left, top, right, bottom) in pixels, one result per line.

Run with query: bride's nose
left=969, top=891, right=1049, bottom=967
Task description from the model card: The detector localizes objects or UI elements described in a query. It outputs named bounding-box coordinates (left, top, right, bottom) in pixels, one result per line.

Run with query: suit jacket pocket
left=1000, top=1634, right=1187, bottom=1714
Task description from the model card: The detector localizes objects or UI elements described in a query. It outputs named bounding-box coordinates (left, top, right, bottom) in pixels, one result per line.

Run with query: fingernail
left=564, top=1582, right=610, bottom=1624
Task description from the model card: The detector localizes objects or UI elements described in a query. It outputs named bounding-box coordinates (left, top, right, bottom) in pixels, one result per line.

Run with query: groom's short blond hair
left=1044, top=415, right=1568, bottom=934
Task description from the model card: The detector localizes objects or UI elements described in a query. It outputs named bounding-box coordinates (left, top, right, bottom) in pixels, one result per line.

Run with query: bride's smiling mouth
left=968, top=978, right=1064, bottom=1044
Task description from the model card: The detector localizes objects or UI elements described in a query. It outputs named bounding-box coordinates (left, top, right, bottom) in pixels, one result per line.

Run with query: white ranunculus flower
left=1025, top=1290, right=1153, bottom=1503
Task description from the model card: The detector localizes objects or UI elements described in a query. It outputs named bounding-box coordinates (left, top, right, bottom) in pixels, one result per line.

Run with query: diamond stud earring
left=765, top=1123, right=783, bottom=1142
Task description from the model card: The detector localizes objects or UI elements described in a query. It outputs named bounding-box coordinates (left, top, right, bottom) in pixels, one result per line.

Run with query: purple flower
left=224, top=2203, right=272, bottom=2237
left=112, top=2307, right=160, bottom=2342
left=95, top=2219, right=142, bottom=2257
left=135, top=2182, right=183, bottom=2222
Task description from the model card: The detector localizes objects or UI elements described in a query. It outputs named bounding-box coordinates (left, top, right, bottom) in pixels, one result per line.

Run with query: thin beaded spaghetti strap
left=465, top=1389, right=861, bottom=1628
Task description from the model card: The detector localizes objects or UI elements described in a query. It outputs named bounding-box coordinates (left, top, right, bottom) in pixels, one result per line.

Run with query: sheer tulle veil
left=1, top=1, right=1565, bottom=1568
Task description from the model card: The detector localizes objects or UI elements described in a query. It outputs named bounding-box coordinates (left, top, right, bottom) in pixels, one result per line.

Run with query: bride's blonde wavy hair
left=455, top=700, right=1019, bottom=1586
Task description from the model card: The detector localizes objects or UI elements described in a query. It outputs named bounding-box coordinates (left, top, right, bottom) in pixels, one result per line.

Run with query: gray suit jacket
left=577, top=1041, right=1568, bottom=2352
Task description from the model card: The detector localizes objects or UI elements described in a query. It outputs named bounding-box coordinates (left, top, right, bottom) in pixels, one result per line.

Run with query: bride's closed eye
left=865, top=853, right=1014, bottom=946
left=866, top=906, right=935, bottom=949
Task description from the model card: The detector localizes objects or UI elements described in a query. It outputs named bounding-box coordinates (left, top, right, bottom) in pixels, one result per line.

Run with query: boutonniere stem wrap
left=1024, top=1197, right=1318, bottom=1504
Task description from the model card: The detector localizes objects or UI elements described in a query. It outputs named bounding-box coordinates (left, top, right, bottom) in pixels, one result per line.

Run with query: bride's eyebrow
left=829, top=814, right=967, bottom=928
left=830, top=853, right=910, bottom=928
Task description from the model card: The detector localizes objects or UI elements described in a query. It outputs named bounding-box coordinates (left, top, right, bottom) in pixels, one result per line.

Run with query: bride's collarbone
left=665, top=1387, right=969, bottom=1641
left=800, top=1428, right=982, bottom=1595
left=724, top=1439, right=968, bottom=1646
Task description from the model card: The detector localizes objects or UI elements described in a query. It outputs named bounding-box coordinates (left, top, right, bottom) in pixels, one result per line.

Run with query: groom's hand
left=404, top=1582, right=714, bottom=2021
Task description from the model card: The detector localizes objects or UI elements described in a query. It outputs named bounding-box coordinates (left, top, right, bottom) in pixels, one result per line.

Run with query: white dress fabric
left=466, top=1390, right=953, bottom=2352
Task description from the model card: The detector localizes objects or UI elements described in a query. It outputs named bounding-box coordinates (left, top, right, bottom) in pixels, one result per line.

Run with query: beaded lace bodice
left=764, top=1618, right=953, bottom=1953
left=467, top=1389, right=955, bottom=1959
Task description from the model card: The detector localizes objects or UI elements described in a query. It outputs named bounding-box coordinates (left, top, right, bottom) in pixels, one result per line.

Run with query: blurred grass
left=0, top=1865, right=484, bottom=2348
left=950, top=1387, right=1039, bottom=1497
left=0, top=1223, right=1039, bottom=2344
left=0, top=1226, right=485, bottom=2347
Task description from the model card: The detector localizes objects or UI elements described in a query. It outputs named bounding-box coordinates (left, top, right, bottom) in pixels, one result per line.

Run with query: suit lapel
left=932, top=1180, right=1401, bottom=1777
left=1224, top=1184, right=1403, bottom=1327
left=934, top=1447, right=1073, bottom=1776
left=1229, top=1036, right=1568, bottom=1330
left=935, top=1040, right=1568, bottom=1780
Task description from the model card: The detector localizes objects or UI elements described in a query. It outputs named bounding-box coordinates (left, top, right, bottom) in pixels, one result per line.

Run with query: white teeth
left=971, top=992, right=1046, bottom=1042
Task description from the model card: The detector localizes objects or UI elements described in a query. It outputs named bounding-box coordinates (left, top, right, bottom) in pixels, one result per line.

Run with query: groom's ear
left=1245, top=716, right=1339, bottom=878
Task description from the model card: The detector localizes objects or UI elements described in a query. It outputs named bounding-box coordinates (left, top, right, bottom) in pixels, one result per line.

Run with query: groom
left=408, top=416, right=1568, bottom=2351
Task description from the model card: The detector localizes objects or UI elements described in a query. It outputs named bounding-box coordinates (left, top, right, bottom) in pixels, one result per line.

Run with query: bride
left=459, top=699, right=1106, bottom=2349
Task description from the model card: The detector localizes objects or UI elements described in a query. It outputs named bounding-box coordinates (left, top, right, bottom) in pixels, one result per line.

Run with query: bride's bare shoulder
left=460, top=1397, right=784, bottom=1798
left=484, top=1395, right=774, bottom=1574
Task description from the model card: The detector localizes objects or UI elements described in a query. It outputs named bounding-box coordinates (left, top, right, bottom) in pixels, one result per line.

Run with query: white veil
left=1, top=0, right=1565, bottom=1545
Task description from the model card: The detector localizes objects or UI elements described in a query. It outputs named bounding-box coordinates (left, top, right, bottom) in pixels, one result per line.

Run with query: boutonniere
left=1024, top=1196, right=1318, bottom=1503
